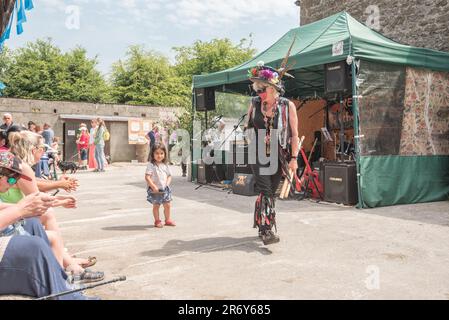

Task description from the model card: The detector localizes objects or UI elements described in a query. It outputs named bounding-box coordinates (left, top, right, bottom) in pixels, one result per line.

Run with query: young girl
left=145, top=144, right=175, bottom=228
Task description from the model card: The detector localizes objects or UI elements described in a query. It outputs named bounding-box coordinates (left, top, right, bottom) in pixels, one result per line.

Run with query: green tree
left=0, top=46, right=12, bottom=92
left=0, top=39, right=108, bottom=102
left=109, top=45, right=190, bottom=107
left=173, top=37, right=255, bottom=79
left=172, top=37, right=256, bottom=133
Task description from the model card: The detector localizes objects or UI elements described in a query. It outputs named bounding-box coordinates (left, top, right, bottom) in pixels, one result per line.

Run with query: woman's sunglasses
left=256, top=87, right=268, bottom=94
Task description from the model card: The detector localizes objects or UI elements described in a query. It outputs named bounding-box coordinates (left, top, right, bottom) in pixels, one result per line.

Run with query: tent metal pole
left=351, top=59, right=363, bottom=208
left=190, top=87, right=195, bottom=182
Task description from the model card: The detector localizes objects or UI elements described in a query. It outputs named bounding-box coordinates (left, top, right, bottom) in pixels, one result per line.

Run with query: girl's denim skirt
left=147, top=186, right=172, bottom=204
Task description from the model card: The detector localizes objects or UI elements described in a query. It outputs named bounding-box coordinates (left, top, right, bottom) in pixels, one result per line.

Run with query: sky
left=7, top=0, right=300, bottom=76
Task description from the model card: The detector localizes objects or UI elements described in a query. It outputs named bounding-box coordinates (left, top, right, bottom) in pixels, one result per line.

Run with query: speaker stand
left=338, top=94, right=345, bottom=162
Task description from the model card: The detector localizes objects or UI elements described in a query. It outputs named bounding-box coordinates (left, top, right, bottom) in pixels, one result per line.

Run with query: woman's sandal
left=154, top=220, right=163, bottom=228
left=164, top=220, right=176, bottom=226
left=80, top=256, right=97, bottom=269
left=69, top=269, right=105, bottom=284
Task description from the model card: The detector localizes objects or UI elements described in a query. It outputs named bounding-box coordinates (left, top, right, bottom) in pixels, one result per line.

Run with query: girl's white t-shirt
left=145, top=162, right=171, bottom=190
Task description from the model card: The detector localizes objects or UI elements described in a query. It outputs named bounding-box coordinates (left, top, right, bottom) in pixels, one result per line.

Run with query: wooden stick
left=279, top=136, right=305, bottom=199
left=280, top=169, right=293, bottom=199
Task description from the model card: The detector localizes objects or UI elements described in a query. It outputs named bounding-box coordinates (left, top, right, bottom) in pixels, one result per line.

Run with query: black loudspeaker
left=197, top=161, right=214, bottom=184
left=231, top=140, right=252, bottom=174
left=323, top=161, right=358, bottom=205
left=324, top=61, right=351, bottom=94
left=232, top=173, right=257, bottom=196
left=195, top=88, right=216, bottom=111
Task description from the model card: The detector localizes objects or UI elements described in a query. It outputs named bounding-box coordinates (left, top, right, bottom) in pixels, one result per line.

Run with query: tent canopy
left=193, top=11, right=449, bottom=97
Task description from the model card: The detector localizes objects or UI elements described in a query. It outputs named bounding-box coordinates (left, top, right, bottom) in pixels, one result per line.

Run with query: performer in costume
left=245, top=60, right=300, bottom=245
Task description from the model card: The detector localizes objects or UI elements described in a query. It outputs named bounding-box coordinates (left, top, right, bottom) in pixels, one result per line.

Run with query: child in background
left=50, top=136, right=61, bottom=162
left=145, top=144, right=175, bottom=228
left=77, top=127, right=89, bottom=170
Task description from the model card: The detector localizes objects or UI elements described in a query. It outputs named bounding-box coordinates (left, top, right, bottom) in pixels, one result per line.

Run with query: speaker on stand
left=324, top=61, right=351, bottom=94
left=325, top=60, right=352, bottom=162
left=194, top=88, right=216, bottom=111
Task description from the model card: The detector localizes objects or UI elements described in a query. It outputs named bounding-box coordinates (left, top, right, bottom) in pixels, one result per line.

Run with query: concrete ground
left=54, top=163, right=449, bottom=300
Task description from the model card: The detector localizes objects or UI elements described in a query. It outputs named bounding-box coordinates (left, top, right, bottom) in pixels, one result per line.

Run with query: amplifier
left=232, top=173, right=257, bottom=196
left=323, top=161, right=358, bottom=205
left=197, top=160, right=214, bottom=184
left=231, top=140, right=252, bottom=174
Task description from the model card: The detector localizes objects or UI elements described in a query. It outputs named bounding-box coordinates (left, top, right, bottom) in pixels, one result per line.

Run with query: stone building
left=0, top=97, right=181, bottom=162
left=300, top=0, right=449, bottom=52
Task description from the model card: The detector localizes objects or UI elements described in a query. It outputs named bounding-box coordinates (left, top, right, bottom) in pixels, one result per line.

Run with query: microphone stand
left=195, top=115, right=228, bottom=191
left=208, top=116, right=223, bottom=130
left=217, top=113, right=247, bottom=183
left=218, top=113, right=246, bottom=150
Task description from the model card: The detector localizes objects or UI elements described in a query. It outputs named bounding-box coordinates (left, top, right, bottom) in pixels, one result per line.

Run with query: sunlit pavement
left=55, top=163, right=449, bottom=300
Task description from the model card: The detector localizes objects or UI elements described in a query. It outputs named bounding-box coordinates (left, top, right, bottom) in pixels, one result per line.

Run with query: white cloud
left=163, top=0, right=297, bottom=29
left=119, top=0, right=137, bottom=9
left=39, top=0, right=66, bottom=11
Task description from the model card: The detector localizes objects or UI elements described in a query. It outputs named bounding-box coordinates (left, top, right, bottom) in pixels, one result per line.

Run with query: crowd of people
left=0, top=113, right=105, bottom=300
left=75, top=119, right=108, bottom=172
left=0, top=113, right=193, bottom=298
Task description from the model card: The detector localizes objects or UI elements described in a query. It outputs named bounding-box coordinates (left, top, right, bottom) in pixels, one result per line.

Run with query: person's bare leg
left=37, top=209, right=92, bottom=269
left=45, top=230, right=64, bottom=266
left=153, top=204, right=161, bottom=223
left=39, top=208, right=59, bottom=232
left=163, top=202, right=171, bottom=222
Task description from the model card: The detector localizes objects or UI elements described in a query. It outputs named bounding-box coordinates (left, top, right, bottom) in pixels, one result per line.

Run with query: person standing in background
left=1, top=113, right=13, bottom=132
left=146, top=125, right=159, bottom=161
left=88, top=119, right=98, bottom=169
left=27, top=121, right=37, bottom=133
left=146, top=125, right=159, bottom=149
left=77, top=127, right=89, bottom=170
left=76, top=123, right=87, bottom=167
left=94, top=118, right=106, bottom=172
left=42, top=123, right=54, bottom=146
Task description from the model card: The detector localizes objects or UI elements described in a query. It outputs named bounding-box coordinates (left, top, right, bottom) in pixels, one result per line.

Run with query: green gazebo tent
left=192, top=11, right=449, bottom=208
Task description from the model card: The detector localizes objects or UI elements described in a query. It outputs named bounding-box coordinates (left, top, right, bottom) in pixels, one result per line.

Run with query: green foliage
left=109, top=45, right=190, bottom=107
left=0, top=37, right=256, bottom=134
left=0, top=39, right=108, bottom=102
left=0, top=47, right=12, bottom=81
left=215, top=92, right=251, bottom=118
left=173, top=37, right=255, bottom=78
left=173, top=37, right=255, bottom=133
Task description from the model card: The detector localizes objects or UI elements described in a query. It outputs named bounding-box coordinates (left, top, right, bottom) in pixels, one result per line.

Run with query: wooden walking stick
left=279, top=136, right=305, bottom=199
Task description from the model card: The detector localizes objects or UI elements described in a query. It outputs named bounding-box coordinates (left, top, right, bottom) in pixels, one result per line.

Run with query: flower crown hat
left=248, top=38, right=296, bottom=94
left=248, top=62, right=284, bottom=91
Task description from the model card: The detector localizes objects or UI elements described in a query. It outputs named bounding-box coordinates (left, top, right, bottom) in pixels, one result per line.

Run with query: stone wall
left=0, top=97, right=181, bottom=162
left=300, top=0, right=449, bottom=52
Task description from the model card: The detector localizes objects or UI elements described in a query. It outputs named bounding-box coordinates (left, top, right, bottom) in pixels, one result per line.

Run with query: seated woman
left=5, top=130, right=103, bottom=282
left=0, top=152, right=96, bottom=299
